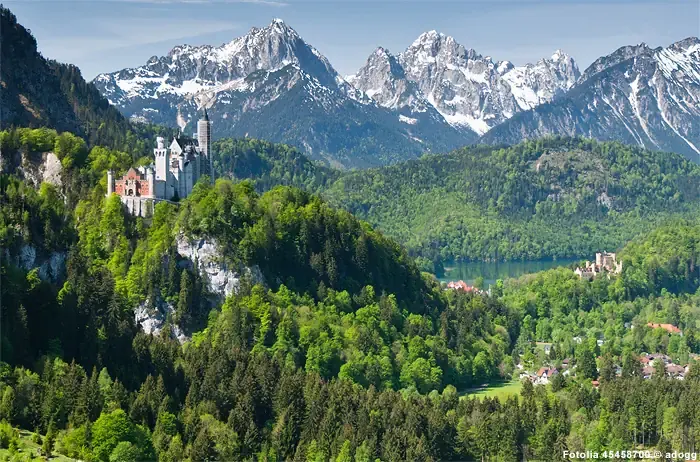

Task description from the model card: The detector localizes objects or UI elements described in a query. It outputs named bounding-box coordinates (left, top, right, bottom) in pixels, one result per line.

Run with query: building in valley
left=107, top=110, right=213, bottom=216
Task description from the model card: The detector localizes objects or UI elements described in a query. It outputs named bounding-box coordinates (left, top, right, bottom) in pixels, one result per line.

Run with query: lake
left=438, top=258, right=580, bottom=286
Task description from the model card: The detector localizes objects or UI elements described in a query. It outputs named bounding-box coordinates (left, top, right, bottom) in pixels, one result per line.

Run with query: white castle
left=107, top=110, right=213, bottom=216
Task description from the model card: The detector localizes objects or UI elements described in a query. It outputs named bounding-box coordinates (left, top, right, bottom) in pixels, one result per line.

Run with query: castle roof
left=174, top=136, right=198, bottom=149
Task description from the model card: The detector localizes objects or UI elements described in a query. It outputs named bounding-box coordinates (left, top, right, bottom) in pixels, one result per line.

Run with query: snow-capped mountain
left=482, top=37, right=700, bottom=161
left=499, top=49, right=580, bottom=110
left=347, top=31, right=580, bottom=135
left=94, top=19, right=700, bottom=165
left=93, top=19, right=475, bottom=169
left=345, top=47, right=473, bottom=137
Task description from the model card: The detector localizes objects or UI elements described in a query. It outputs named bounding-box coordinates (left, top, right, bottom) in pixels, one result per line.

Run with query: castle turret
left=197, top=108, right=213, bottom=181
left=107, top=170, right=114, bottom=196
left=154, top=136, right=168, bottom=199
left=145, top=167, right=155, bottom=199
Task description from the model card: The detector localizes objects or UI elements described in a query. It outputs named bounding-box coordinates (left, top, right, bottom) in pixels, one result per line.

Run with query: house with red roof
left=647, top=323, right=682, bottom=334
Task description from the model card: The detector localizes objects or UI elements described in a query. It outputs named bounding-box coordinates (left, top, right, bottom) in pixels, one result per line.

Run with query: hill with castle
left=106, top=110, right=213, bottom=215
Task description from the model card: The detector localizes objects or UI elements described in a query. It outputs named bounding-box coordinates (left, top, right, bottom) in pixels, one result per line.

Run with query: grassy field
left=0, top=429, right=75, bottom=461
left=460, top=379, right=523, bottom=401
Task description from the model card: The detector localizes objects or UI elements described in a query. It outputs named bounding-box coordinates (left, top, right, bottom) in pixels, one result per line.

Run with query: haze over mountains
left=91, top=19, right=700, bottom=167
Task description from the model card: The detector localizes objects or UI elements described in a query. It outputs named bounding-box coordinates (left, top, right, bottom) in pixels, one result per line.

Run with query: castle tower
left=145, top=167, right=155, bottom=199
left=107, top=170, right=114, bottom=196
left=197, top=108, right=213, bottom=181
left=154, top=136, right=168, bottom=199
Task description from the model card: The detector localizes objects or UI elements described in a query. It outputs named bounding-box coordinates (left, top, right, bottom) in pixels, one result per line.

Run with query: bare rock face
left=4, top=244, right=66, bottom=282
left=134, top=235, right=265, bottom=343
left=175, top=235, right=265, bottom=298
left=39, top=152, right=63, bottom=187
left=349, top=31, right=579, bottom=136
left=1, top=149, right=64, bottom=190
left=135, top=298, right=187, bottom=344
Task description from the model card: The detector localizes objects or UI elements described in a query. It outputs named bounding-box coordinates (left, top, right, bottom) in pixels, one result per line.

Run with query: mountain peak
left=411, top=30, right=445, bottom=46
left=668, top=36, right=700, bottom=52
left=551, top=49, right=568, bottom=61
left=355, top=46, right=405, bottom=83
left=375, top=46, right=390, bottom=56
left=268, top=17, right=291, bottom=32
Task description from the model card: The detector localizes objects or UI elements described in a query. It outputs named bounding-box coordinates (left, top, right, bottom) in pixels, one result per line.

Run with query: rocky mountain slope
left=349, top=31, right=580, bottom=135
left=482, top=38, right=700, bottom=161
left=93, top=19, right=475, bottom=169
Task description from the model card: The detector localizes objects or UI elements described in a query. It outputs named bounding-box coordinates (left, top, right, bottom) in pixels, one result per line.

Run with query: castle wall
left=120, top=196, right=155, bottom=218
left=184, top=161, right=194, bottom=197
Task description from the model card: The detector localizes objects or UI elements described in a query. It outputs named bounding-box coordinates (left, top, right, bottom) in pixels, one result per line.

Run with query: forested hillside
left=3, top=4, right=700, bottom=459
left=320, top=137, right=700, bottom=268
left=0, top=7, right=174, bottom=158
left=0, top=123, right=518, bottom=459
left=211, top=138, right=339, bottom=193
left=3, top=149, right=700, bottom=460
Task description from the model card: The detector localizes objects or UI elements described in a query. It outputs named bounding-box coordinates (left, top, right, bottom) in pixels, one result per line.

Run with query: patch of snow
left=627, top=74, right=656, bottom=146
left=441, top=111, right=491, bottom=135
left=655, top=44, right=700, bottom=83
left=497, top=60, right=512, bottom=74
left=399, top=114, right=418, bottom=125
left=601, top=94, right=645, bottom=146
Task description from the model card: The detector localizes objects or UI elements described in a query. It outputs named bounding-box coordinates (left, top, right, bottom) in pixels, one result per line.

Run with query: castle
left=574, top=252, right=622, bottom=279
left=107, top=110, right=213, bottom=216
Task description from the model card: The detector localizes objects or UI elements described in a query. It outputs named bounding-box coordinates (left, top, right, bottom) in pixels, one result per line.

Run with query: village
left=517, top=350, right=696, bottom=388
left=443, top=251, right=696, bottom=388
left=516, top=318, right=693, bottom=388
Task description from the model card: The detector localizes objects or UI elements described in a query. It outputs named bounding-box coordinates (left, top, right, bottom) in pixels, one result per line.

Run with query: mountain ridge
left=93, top=19, right=477, bottom=169
left=481, top=37, right=700, bottom=160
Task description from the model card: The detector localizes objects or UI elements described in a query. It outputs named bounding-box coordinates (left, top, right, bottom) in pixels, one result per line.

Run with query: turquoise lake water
left=439, top=258, right=580, bottom=286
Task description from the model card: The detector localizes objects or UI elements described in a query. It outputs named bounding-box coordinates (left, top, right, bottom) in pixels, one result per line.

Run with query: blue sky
left=6, top=0, right=700, bottom=81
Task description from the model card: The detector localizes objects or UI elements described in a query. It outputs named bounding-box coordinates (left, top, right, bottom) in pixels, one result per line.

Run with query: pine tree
left=177, top=270, right=194, bottom=328
left=41, top=420, right=56, bottom=457
left=0, top=387, right=15, bottom=423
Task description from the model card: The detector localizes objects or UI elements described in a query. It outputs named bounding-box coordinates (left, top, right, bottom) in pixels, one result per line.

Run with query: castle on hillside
left=107, top=110, right=213, bottom=216
left=574, top=252, right=622, bottom=279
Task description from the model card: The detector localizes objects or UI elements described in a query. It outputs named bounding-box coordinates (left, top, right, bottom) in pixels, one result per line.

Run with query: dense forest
left=211, top=138, right=339, bottom=193
left=209, top=135, right=700, bottom=271
left=3, top=4, right=700, bottom=459
left=2, top=123, right=700, bottom=460
left=320, top=137, right=700, bottom=269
